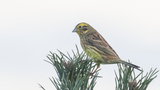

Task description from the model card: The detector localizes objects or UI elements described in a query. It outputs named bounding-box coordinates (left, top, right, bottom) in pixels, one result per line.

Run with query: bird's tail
left=121, top=61, right=142, bottom=71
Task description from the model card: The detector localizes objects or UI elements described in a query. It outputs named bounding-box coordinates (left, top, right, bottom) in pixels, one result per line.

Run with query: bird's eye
left=79, top=26, right=81, bottom=28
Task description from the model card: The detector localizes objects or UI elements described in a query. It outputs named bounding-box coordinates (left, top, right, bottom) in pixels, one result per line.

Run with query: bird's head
left=72, top=22, right=95, bottom=37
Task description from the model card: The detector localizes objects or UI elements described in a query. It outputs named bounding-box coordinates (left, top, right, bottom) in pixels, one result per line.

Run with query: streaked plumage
left=72, top=22, right=141, bottom=74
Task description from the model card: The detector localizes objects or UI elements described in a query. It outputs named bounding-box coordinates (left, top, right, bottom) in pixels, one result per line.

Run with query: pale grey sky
left=0, top=0, right=160, bottom=90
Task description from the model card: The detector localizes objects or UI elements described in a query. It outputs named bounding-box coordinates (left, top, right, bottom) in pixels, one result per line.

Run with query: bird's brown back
left=80, top=30, right=120, bottom=61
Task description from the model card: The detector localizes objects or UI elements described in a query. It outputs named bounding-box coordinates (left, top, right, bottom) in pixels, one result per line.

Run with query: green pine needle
left=40, top=46, right=98, bottom=90
left=115, top=63, right=159, bottom=90
left=39, top=46, right=158, bottom=90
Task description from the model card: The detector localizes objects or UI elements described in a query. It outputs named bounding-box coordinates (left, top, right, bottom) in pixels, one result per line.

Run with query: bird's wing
left=86, top=31, right=120, bottom=59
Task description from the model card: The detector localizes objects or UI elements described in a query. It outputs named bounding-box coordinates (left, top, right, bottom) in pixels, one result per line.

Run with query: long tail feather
left=121, top=61, right=142, bottom=71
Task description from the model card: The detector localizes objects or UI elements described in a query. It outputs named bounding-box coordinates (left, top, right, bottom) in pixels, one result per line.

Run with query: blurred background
left=0, top=0, right=160, bottom=90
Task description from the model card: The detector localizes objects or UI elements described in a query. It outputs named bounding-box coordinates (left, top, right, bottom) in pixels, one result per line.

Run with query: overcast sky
left=0, top=0, right=160, bottom=90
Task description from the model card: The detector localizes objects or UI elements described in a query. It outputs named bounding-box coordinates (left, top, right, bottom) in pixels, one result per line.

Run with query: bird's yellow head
left=72, top=22, right=95, bottom=37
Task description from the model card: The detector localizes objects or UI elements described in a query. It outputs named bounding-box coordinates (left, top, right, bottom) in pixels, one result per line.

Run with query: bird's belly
left=85, top=48, right=120, bottom=64
left=85, top=49, right=103, bottom=61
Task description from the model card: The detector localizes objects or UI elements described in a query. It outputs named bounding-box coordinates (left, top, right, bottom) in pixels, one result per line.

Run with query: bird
left=72, top=22, right=142, bottom=75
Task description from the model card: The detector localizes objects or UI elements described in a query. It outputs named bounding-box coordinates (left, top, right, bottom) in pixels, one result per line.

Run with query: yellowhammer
left=72, top=22, right=142, bottom=74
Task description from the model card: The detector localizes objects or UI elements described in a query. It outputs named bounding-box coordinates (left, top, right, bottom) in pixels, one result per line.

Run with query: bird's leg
left=90, top=64, right=100, bottom=77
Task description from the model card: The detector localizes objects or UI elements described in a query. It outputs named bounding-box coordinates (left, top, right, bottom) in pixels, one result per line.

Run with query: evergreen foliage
left=41, top=46, right=98, bottom=90
left=115, top=64, right=159, bottom=90
left=39, top=46, right=159, bottom=90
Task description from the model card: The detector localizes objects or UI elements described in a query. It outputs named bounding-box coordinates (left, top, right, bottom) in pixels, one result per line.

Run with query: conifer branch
left=40, top=46, right=98, bottom=90
left=115, top=63, right=159, bottom=90
left=39, top=46, right=158, bottom=90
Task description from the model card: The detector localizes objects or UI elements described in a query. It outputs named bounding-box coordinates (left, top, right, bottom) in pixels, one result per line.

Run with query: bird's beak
left=72, top=29, right=77, bottom=32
